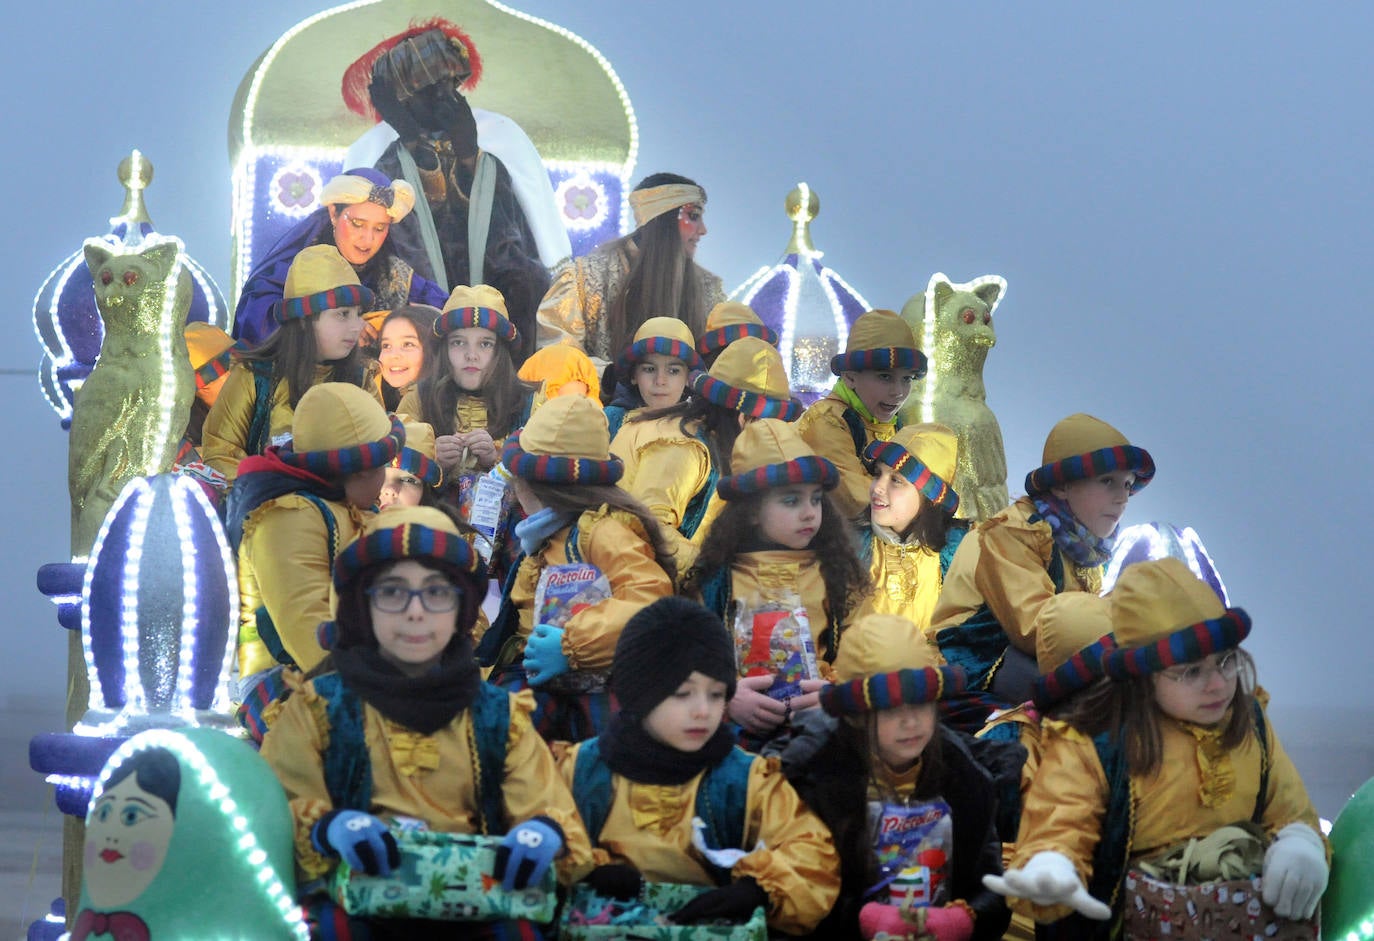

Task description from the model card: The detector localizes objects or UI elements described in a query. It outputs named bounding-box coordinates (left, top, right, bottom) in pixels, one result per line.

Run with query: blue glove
left=311, top=810, right=400, bottom=877
left=522, top=623, right=571, bottom=687
left=493, top=817, right=563, bottom=891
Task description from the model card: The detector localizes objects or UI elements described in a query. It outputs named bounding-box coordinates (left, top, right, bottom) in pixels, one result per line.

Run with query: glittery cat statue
left=898, top=273, right=1009, bottom=522
left=69, top=235, right=192, bottom=554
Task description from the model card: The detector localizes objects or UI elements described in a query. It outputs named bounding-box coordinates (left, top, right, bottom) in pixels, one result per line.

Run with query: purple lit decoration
left=1102, top=521, right=1230, bottom=604
left=732, top=183, right=870, bottom=405
left=32, top=151, right=227, bottom=427
left=31, top=473, right=239, bottom=820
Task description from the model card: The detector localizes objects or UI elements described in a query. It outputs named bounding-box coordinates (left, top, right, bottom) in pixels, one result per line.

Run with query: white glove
left=1261, top=823, right=1328, bottom=920
left=982, top=850, right=1112, bottom=920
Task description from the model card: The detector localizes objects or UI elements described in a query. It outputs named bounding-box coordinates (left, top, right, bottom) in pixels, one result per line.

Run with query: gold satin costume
left=928, top=497, right=1101, bottom=652
left=557, top=744, right=840, bottom=935
left=615, top=416, right=721, bottom=576
left=203, top=362, right=382, bottom=483
left=237, top=495, right=371, bottom=678
left=856, top=524, right=944, bottom=629
left=500, top=506, right=674, bottom=671
left=716, top=549, right=841, bottom=664
left=534, top=241, right=725, bottom=366
left=795, top=394, right=897, bottom=522
left=1010, top=703, right=1323, bottom=923
left=262, top=682, right=595, bottom=883
left=395, top=389, right=505, bottom=474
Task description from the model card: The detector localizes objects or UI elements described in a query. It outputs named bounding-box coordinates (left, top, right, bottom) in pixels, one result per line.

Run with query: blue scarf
left=515, top=507, right=576, bottom=554
left=1032, top=494, right=1113, bottom=567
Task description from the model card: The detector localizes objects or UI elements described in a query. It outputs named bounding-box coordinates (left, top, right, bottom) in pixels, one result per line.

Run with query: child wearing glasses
left=260, top=506, right=594, bottom=938
left=985, top=559, right=1327, bottom=937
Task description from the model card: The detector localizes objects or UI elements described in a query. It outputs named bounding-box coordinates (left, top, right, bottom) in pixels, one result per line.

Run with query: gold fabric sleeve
left=619, top=428, right=712, bottom=575
left=560, top=510, right=675, bottom=672
left=239, top=496, right=366, bottom=673
left=732, top=756, right=841, bottom=935
left=535, top=258, right=600, bottom=364
left=258, top=678, right=336, bottom=879
left=1008, top=718, right=1108, bottom=923
left=972, top=498, right=1099, bottom=654
left=796, top=396, right=876, bottom=523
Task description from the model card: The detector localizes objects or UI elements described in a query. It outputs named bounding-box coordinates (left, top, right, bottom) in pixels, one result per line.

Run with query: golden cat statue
left=898, top=272, right=1009, bottom=522
left=69, top=235, right=193, bottom=554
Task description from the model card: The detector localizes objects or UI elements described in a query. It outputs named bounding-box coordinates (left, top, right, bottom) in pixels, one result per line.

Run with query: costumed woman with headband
left=233, top=168, right=446, bottom=348
left=536, top=172, right=725, bottom=388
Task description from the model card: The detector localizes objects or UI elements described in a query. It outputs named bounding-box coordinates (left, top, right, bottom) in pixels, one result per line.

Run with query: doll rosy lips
left=99, top=848, right=124, bottom=863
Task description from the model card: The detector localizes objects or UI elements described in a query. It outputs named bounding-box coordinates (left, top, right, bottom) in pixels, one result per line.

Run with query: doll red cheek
left=85, top=842, right=97, bottom=866
left=129, top=841, right=159, bottom=871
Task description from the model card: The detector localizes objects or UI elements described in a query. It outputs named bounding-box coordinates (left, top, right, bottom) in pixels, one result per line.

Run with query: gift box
left=1122, top=869, right=1318, bottom=941
left=332, top=828, right=557, bottom=923
left=559, top=882, right=767, bottom=940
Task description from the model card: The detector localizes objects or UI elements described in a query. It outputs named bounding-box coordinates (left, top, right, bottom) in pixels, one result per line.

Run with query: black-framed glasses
left=1160, top=650, right=1239, bottom=689
left=365, top=584, right=461, bottom=613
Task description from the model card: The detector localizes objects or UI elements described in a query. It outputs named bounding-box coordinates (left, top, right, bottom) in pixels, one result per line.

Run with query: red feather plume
left=341, top=17, right=483, bottom=122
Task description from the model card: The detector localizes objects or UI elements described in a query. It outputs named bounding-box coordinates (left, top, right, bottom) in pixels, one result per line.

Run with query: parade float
left=23, top=1, right=1369, bottom=939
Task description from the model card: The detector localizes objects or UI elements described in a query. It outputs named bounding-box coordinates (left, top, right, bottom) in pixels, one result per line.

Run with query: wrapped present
left=1122, top=869, right=1318, bottom=941
left=559, top=882, right=767, bottom=940
left=332, top=828, right=557, bottom=923
left=732, top=595, right=819, bottom=701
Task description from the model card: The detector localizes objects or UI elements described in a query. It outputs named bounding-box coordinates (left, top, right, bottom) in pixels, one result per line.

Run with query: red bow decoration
left=71, top=908, right=151, bottom=941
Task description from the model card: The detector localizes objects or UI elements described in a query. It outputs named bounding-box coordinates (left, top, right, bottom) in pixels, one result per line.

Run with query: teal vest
left=571, top=738, right=754, bottom=881
left=314, top=675, right=513, bottom=836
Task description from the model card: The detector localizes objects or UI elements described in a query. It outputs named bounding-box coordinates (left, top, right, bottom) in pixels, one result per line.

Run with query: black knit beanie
left=611, top=597, right=738, bottom=718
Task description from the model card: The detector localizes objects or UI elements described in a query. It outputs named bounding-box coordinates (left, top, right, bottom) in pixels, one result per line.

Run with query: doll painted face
left=84, top=751, right=179, bottom=908
left=874, top=702, right=937, bottom=771
left=447, top=326, right=498, bottom=392
left=841, top=369, right=918, bottom=423
left=756, top=484, right=824, bottom=550
left=870, top=463, right=924, bottom=533
left=632, top=353, right=689, bottom=409
left=328, top=200, right=392, bottom=267
left=642, top=671, right=728, bottom=752
left=1052, top=470, right=1135, bottom=539
left=378, top=317, right=425, bottom=390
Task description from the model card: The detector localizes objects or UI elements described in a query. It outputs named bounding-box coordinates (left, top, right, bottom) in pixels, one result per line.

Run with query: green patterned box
left=332, top=829, right=557, bottom=923
left=559, top=882, right=767, bottom=940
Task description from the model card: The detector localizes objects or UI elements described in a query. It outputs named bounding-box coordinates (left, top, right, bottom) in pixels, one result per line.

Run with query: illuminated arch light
left=916, top=272, right=1007, bottom=424
left=92, top=730, right=311, bottom=940
left=1101, top=521, right=1230, bottom=603
left=78, top=474, right=239, bottom=736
